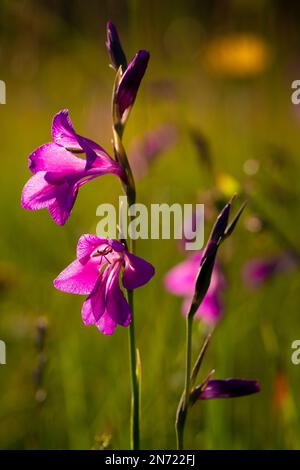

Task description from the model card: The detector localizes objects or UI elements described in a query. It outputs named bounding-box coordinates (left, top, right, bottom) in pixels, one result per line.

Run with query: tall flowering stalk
left=21, top=20, right=152, bottom=450
left=175, top=197, right=260, bottom=449
left=106, top=21, right=150, bottom=449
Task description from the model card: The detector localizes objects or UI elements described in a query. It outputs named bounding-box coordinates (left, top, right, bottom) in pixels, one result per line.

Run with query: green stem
left=127, top=288, right=140, bottom=450
left=175, top=394, right=186, bottom=450
left=175, top=315, right=193, bottom=450
left=126, top=187, right=139, bottom=449
left=190, top=332, right=211, bottom=388
left=184, top=315, right=193, bottom=410
left=112, top=110, right=139, bottom=449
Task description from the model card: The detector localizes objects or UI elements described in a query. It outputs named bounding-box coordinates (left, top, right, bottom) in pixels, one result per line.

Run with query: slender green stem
left=176, top=315, right=193, bottom=450
left=112, top=103, right=139, bottom=449
left=190, top=333, right=211, bottom=388
left=127, top=288, right=140, bottom=449
left=114, top=127, right=139, bottom=449
left=176, top=423, right=183, bottom=450
left=184, top=315, right=193, bottom=410
left=126, top=186, right=139, bottom=449
left=175, top=394, right=186, bottom=450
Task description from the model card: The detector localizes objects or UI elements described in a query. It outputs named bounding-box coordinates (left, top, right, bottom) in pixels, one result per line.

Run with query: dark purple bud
left=187, top=196, right=245, bottom=318
left=106, top=21, right=127, bottom=72
left=193, top=378, right=260, bottom=401
left=116, top=50, right=150, bottom=119
left=209, top=200, right=232, bottom=244
left=189, top=241, right=218, bottom=318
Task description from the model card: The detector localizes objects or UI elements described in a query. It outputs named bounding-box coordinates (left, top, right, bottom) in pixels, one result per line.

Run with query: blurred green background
left=1, top=0, right=300, bottom=449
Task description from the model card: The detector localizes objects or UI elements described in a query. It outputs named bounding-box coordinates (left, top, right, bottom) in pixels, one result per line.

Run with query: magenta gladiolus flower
left=21, top=109, right=125, bottom=225
left=116, top=50, right=150, bottom=119
left=192, top=378, right=260, bottom=401
left=54, top=235, right=155, bottom=335
left=164, top=252, right=225, bottom=325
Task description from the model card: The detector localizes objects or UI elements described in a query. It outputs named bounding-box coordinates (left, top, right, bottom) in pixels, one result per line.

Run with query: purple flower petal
left=81, top=275, right=107, bottom=325
left=47, top=181, right=78, bottom=225
left=116, top=50, right=150, bottom=118
left=123, top=252, right=155, bottom=289
left=96, top=310, right=117, bottom=335
left=29, top=142, right=123, bottom=184
left=29, top=142, right=85, bottom=175
left=52, top=109, right=83, bottom=151
left=105, top=263, right=131, bottom=327
left=75, top=134, right=99, bottom=171
left=77, top=234, right=110, bottom=263
left=53, top=259, right=99, bottom=295
left=21, top=171, right=80, bottom=225
left=21, top=172, right=57, bottom=210
left=52, top=109, right=123, bottom=173
left=76, top=235, right=125, bottom=264
left=198, top=378, right=260, bottom=400
left=81, top=263, right=130, bottom=333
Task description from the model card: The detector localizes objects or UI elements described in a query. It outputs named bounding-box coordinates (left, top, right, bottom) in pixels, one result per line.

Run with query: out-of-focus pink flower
left=130, top=124, right=177, bottom=179
left=54, top=235, right=155, bottom=335
left=242, top=251, right=298, bottom=287
left=164, top=251, right=225, bottom=325
left=21, top=110, right=125, bottom=225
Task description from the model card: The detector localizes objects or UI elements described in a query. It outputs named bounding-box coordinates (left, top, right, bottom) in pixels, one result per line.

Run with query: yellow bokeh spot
left=205, top=33, right=271, bottom=77
left=216, top=173, right=240, bottom=197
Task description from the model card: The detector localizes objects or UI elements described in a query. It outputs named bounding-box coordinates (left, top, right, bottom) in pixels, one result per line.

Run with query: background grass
left=1, top=0, right=300, bottom=449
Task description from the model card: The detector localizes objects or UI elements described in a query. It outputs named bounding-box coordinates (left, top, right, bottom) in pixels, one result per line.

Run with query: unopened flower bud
left=106, top=21, right=127, bottom=72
